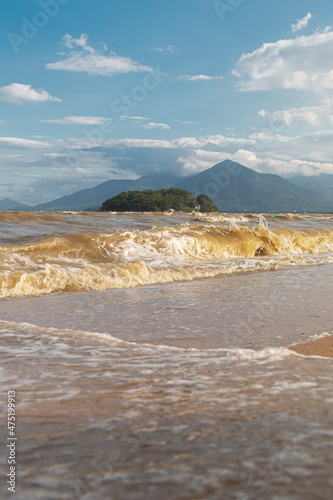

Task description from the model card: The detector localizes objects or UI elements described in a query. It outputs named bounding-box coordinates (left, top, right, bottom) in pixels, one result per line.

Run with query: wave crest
left=1, top=223, right=332, bottom=297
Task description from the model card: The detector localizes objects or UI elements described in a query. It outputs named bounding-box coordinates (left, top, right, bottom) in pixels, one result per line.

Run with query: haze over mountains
left=288, top=173, right=333, bottom=201
left=1, top=161, right=333, bottom=212
left=0, top=199, right=31, bottom=211
left=33, top=173, right=179, bottom=212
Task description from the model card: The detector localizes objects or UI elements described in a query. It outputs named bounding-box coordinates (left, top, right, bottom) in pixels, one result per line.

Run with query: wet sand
left=289, top=335, right=333, bottom=358
left=1, top=318, right=333, bottom=500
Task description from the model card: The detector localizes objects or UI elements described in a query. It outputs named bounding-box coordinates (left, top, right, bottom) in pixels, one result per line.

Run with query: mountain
left=288, top=173, right=333, bottom=200
left=175, top=160, right=333, bottom=212
left=33, top=173, right=179, bottom=211
left=0, top=198, right=32, bottom=211
left=30, top=160, right=333, bottom=212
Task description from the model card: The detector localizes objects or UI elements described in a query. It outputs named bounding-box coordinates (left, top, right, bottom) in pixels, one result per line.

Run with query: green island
left=99, top=188, right=218, bottom=213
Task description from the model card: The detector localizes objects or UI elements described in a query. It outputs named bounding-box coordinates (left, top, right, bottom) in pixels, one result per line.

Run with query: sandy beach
left=289, top=335, right=333, bottom=358
left=1, top=211, right=332, bottom=499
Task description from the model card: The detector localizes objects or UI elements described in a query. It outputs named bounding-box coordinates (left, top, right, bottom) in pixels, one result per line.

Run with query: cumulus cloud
left=0, top=83, right=61, bottom=105
left=46, top=33, right=152, bottom=76
left=178, top=74, right=224, bottom=81
left=259, top=102, right=333, bottom=127
left=143, top=122, right=170, bottom=130
left=63, top=33, right=95, bottom=52
left=176, top=149, right=259, bottom=176
left=291, top=13, right=312, bottom=33
left=263, top=156, right=333, bottom=177
left=233, top=29, right=333, bottom=92
left=41, top=116, right=111, bottom=125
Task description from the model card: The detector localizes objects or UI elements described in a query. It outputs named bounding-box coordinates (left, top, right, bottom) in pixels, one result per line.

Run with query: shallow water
left=1, top=263, right=333, bottom=350
left=0, top=211, right=332, bottom=499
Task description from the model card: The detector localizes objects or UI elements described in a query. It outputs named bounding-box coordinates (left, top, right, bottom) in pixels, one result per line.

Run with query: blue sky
left=1, top=0, right=333, bottom=204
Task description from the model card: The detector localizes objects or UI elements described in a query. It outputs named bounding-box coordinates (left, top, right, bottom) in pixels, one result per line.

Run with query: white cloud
left=176, top=148, right=259, bottom=176
left=151, top=45, right=176, bottom=53
left=291, top=12, right=312, bottom=33
left=143, top=122, right=170, bottom=130
left=259, top=102, right=333, bottom=127
left=0, top=83, right=61, bottom=105
left=0, top=154, right=22, bottom=159
left=233, top=149, right=259, bottom=166
left=202, top=134, right=252, bottom=146
left=263, top=157, right=333, bottom=177
left=60, top=133, right=285, bottom=161
left=42, top=116, right=111, bottom=125
left=233, top=29, right=333, bottom=92
left=248, top=131, right=275, bottom=141
left=0, top=137, right=49, bottom=148
left=176, top=150, right=225, bottom=175
left=0, top=119, right=6, bottom=125
left=174, top=119, right=200, bottom=125
left=120, top=115, right=150, bottom=121
left=46, top=33, right=152, bottom=76
left=178, top=74, right=224, bottom=81
left=63, top=34, right=95, bottom=53
left=60, top=134, right=256, bottom=152
left=57, top=136, right=204, bottom=151
left=44, top=153, right=68, bottom=158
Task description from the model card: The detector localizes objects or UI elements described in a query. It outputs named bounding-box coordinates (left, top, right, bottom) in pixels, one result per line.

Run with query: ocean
left=0, top=211, right=333, bottom=499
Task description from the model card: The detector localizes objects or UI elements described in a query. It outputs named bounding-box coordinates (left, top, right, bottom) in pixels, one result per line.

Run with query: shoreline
left=0, top=263, right=332, bottom=351
left=289, top=334, right=333, bottom=358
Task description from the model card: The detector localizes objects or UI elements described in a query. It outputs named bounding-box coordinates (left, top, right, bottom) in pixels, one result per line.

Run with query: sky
left=1, top=0, right=333, bottom=205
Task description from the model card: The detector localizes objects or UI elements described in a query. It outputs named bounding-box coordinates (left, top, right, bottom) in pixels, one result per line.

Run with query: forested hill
left=99, top=189, right=218, bottom=212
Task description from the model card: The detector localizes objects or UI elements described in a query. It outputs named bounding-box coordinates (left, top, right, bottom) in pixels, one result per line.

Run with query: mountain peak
left=210, top=159, right=252, bottom=173
left=176, top=160, right=332, bottom=212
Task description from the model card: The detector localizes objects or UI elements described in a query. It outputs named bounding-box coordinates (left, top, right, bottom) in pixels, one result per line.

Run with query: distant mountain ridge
left=0, top=199, right=32, bottom=211
left=31, top=161, right=333, bottom=212
left=33, top=173, right=179, bottom=211
left=288, top=173, right=333, bottom=200
left=2, top=160, right=332, bottom=212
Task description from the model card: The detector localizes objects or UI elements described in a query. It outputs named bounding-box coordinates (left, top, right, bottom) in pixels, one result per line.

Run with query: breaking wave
left=0, top=219, right=333, bottom=298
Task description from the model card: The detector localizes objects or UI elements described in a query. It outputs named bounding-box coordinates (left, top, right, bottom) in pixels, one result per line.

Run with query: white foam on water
left=0, top=318, right=309, bottom=364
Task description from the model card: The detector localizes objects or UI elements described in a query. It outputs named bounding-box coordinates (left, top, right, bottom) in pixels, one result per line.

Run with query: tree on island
left=99, top=188, right=218, bottom=212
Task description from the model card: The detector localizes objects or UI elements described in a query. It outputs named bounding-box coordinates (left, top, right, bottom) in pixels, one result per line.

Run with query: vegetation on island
left=99, top=189, right=218, bottom=212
